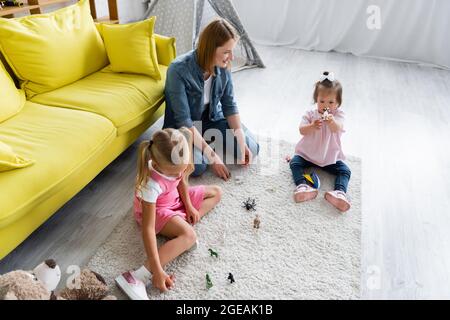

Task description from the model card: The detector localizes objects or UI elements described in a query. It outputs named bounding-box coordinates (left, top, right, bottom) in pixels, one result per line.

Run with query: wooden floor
left=1, top=45, right=450, bottom=299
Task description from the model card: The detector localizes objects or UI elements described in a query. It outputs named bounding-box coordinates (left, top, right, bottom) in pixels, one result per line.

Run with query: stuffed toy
left=0, top=270, right=52, bottom=300
left=57, top=269, right=116, bottom=300
left=33, top=259, right=61, bottom=292
left=0, top=260, right=116, bottom=300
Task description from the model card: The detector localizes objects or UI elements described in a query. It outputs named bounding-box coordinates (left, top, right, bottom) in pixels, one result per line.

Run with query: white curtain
left=233, top=0, right=450, bottom=69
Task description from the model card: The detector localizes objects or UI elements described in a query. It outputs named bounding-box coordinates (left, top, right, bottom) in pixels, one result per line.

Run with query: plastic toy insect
left=206, top=273, right=213, bottom=289
left=242, top=198, right=257, bottom=211
left=208, top=248, right=218, bottom=258
left=227, top=273, right=235, bottom=284
left=253, top=214, right=261, bottom=229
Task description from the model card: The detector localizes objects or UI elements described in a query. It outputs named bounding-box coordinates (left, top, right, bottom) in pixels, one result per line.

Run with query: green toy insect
left=206, top=273, right=213, bottom=290
left=208, top=248, right=218, bottom=258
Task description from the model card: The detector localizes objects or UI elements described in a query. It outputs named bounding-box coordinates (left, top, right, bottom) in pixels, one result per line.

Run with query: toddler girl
left=116, top=128, right=222, bottom=299
left=290, top=71, right=351, bottom=212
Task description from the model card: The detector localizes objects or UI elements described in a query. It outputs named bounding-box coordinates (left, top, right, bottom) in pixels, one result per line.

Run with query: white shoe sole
left=294, top=190, right=318, bottom=203
left=324, top=193, right=351, bottom=212
left=115, top=274, right=149, bottom=300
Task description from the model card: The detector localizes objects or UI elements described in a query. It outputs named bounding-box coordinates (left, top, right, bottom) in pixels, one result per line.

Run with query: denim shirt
left=162, top=50, right=239, bottom=129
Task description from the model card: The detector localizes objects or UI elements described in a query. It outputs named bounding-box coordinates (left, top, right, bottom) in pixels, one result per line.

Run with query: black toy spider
left=242, top=198, right=257, bottom=211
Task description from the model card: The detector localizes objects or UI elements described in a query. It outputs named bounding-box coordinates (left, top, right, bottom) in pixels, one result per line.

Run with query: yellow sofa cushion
left=30, top=65, right=167, bottom=135
left=0, top=0, right=108, bottom=98
left=0, top=102, right=116, bottom=228
left=101, top=17, right=161, bottom=80
left=0, top=61, right=25, bottom=123
left=0, top=140, right=34, bottom=172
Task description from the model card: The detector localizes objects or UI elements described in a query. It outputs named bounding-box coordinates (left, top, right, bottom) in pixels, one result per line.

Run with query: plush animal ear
left=45, top=259, right=57, bottom=269
left=91, top=271, right=107, bottom=285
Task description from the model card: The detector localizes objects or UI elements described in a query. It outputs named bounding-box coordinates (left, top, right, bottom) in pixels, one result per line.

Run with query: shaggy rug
left=87, top=138, right=361, bottom=299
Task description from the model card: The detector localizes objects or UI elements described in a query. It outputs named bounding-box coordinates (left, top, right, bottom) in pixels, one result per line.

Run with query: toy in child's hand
left=242, top=197, right=257, bottom=211
left=208, top=248, right=219, bottom=258
left=253, top=214, right=261, bottom=229
left=227, top=273, right=235, bottom=284
left=206, top=273, right=213, bottom=289
left=321, top=107, right=331, bottom=121
left=303, top=172, right=321, bottom=189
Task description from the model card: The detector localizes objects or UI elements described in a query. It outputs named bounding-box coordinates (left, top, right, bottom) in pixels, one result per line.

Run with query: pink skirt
left=133, top=185, right=205, bottom=234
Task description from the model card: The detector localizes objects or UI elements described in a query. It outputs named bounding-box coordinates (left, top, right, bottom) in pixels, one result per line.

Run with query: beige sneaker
left=294, top=184, right=318, bottom=203
left=325, top=190, right=351, bottom=212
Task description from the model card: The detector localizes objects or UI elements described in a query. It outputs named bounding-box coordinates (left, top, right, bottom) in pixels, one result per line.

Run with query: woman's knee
left=246, top=136, right=260, bottom=156
left=192, top=163, right=207, bottom=177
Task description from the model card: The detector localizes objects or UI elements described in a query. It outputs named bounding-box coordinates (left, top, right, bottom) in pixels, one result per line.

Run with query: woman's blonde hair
left=136, top=127, right=194, bottom=193
left=197, top=18, right=238, bottom=75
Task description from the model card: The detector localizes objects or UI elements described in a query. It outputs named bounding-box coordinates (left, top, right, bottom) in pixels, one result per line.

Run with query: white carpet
left=87, top=138, right=361, bottom=299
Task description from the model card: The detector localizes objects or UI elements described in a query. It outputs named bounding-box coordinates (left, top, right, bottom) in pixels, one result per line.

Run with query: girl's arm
left=300, top=120, right=322, bottom=135
left=177, top=178, right=193, bottom=210
left=141, top=201, right=165, bottom=276
left=326, top=116, right=343, bottom=133
left=177, top=178, right=200, bottom=224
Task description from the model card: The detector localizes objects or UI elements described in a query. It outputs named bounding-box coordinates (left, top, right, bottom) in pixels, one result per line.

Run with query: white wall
left=93, top=0, right=146, bottom=23
left=233, top=0, right=450, bottom=69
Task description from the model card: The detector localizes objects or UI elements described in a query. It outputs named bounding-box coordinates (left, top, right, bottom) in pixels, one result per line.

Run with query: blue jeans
left=192, top=118, right=260, bottom=176
left=289, top=155, right=351, bottom=193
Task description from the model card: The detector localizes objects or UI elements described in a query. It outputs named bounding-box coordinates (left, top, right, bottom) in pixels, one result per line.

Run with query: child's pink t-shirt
left=295, top=108, right=346, bottom=167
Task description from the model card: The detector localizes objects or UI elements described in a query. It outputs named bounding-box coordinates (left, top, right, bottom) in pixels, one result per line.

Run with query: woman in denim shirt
left=163, top=18, right=259, bottom=180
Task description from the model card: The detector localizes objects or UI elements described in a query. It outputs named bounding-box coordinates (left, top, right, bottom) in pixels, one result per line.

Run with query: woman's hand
left=238, top=145, right=253, bottom=166
left=211, top=154, right=231, bottom=181
left=186, top=206, right=200, bottom=225
left=153, top=270, right=175, bottom=292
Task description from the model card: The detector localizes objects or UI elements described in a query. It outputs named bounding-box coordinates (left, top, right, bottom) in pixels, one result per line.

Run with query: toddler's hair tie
left=319, top=71, right=335, bottom=83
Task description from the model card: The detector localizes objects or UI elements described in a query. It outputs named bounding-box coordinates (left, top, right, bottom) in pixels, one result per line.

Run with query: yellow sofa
left=0, top=13, right=176, bottom=259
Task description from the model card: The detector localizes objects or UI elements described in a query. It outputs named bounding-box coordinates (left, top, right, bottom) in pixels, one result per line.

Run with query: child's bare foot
left=325, top=190, right=351, bottom=212
left=293, top=184, right=318, bottom=203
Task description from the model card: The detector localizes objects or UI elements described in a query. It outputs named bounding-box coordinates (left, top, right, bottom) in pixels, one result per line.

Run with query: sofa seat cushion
left=0, top=102, right=116, bottom=228
left=30, top=65, right=167, bottom=136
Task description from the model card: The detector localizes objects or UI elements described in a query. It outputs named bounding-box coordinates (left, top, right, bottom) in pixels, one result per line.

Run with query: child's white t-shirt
left=138, top=161, right=177, bottom=203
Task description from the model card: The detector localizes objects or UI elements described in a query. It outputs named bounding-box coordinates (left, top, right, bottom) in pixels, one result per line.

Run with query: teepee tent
left=141, top=0, right=265, bottom=72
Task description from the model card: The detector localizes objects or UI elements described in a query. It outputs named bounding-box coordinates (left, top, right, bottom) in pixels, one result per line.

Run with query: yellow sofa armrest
left=154, top=34, right=176, bottom=66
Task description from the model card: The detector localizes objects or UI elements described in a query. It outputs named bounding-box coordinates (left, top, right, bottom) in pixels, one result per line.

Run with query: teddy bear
left=0, top=260, right=116, bottom=300
left=58, top=269, right=116, bottom=300
left=0, top=270, right=52, bottom=300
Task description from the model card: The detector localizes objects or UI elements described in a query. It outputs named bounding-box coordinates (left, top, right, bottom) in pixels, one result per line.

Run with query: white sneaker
left=115, top=271, right=149, bottom=300
left=325, top=190, right=351, bottom=212
left=294, top=184, right=318, bottom=203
